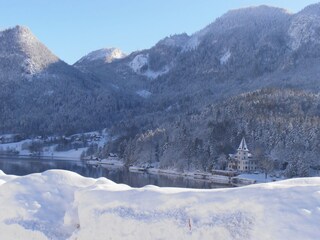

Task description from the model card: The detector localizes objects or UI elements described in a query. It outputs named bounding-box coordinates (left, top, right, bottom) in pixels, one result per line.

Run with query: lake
left=0, top=156, right=230, bottom=189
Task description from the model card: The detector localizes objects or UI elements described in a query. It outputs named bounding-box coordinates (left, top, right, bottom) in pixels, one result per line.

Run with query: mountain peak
left=13, top=25, right=31, bottom=32
left=1, top=25, right=34, bottom=38
left=0, top=25, right=60, bottom=78
left=299, top=2, right=320, bottom=15
left=75, top=48, right=126, bottom=65
left=157, top=33, right=190, bottom=48
left=218, top=5, right=291, bottom=25
left=288, top=3, right=320, bottom=51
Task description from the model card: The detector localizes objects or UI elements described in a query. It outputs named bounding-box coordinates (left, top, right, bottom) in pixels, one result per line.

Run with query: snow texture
left=129, top=54, right=148, bottom=73
left=129, top=54, right=169, bottom=79
left=183, top=27, right=210, bottom=51
left=136, top=90, right=152, bottom=98
left=144, top=67, right=169, bottom=79
left=220, top=50, right=231, bottom=65
left=287, top=3, right=320, bottom=50
left=0, top=170, right=319, bottom=240
left=288, top=13, right=320, bottom=50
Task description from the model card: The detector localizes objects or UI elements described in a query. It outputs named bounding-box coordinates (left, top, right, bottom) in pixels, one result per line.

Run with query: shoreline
left=0, top=154, right=82, bottom=161
left=0, top=155, right=271, bottom=187
left=86, top=159, right=241, bottom=186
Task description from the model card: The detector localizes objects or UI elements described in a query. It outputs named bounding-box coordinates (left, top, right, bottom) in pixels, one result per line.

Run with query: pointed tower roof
left=238, top=137, right=249, bottom=152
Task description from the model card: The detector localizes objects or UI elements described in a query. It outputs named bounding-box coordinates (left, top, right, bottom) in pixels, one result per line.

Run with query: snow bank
left=0, top=170, right=319, bottom=240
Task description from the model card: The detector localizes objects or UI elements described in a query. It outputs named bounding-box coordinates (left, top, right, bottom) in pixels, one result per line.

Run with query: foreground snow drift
left=0, top=170, right=319, bottom=240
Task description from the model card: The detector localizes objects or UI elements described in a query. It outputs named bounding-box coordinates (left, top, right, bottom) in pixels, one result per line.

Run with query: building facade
left=228, top=137, right=257, bottom=172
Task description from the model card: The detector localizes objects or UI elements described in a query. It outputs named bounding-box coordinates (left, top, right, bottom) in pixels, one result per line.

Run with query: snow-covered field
left=0, top=170, right=319, bottom=240
left=40, top=147, right=87, bottom=160
left=0, top=140, right=86, bottom=160
left=237, top=173, right=285, bottom=183
left=0, top=130, right=109, bottom=160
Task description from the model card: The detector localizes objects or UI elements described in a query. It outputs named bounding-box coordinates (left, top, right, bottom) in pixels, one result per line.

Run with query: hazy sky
left=0, top=0, right=318, bottom=64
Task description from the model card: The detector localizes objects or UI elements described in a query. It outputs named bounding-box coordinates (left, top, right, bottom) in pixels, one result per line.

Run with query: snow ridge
left=0, top=170, right=319, bottom=240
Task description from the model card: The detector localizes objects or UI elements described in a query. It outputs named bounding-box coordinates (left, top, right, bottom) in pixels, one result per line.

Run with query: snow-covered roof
left=238, top=137, right=249, bottom=151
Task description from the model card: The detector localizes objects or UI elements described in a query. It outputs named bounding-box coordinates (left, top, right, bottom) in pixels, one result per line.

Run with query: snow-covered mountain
left=76, top=4, right=320, bottom=105
left=97, top=4, right=320, bottom=173
left=0, top=26, right=137, bottom=135
left=73, top=33, right=191, bottom=99
left=75, top=48, right=126, bottom=65
left=146, top=4, right=320, bottom=109
left=288, top=3, right=320, bottom=54
left=0, top=25, right=61, bottom=81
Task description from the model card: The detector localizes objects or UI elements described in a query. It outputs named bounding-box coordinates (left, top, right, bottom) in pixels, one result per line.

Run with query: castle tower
left=228, top=137, right=257, bottom=172
left=238, top=137, right=249, bottom=152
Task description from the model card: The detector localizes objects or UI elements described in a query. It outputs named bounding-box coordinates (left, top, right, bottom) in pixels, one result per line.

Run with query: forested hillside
left=0, top=26, right=141, bottom=135
left=104, top=89, right=320, bottom=177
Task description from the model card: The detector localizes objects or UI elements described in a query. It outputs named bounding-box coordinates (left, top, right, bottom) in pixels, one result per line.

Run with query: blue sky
left=0, top=0, right=318, bottom=64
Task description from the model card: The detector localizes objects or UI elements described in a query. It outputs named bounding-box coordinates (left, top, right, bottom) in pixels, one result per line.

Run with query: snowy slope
left=0, top=170, right=319, bottom=240
left=128, top=53, right=169, bottom=79
left=0, top=140, right=86, bottom=160
left=136, top=89, right=152, bottom=98
left=76, top=48, right=126, bottom=64
left=288, top=3, right=320, bottom=51
left=0, top=26, right=60, bottom=80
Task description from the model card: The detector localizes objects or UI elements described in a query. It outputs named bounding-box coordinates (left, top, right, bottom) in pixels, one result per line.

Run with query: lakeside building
left=228, top=137, right=257, bottom=172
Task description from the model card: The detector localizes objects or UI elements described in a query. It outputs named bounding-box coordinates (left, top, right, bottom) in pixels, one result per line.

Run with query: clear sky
left=0, top=0, right=319, bottom=64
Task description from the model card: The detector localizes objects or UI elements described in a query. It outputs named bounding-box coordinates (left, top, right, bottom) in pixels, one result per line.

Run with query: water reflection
left=0, top=157, right=230, bottom=189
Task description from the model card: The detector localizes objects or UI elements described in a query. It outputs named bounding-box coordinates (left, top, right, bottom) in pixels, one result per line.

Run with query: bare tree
left=253, top=145, right=274, bottom=179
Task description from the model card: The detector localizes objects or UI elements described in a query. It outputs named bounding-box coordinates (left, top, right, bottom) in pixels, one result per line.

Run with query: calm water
left=0, top=156, right=230, bottom=189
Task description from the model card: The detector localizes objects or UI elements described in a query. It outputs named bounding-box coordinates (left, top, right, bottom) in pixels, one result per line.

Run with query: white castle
left=227, top=137, right=257, bottom=172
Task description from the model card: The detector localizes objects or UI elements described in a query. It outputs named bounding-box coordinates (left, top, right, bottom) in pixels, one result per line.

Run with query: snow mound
left=0, top=170, right=319, bottom=240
